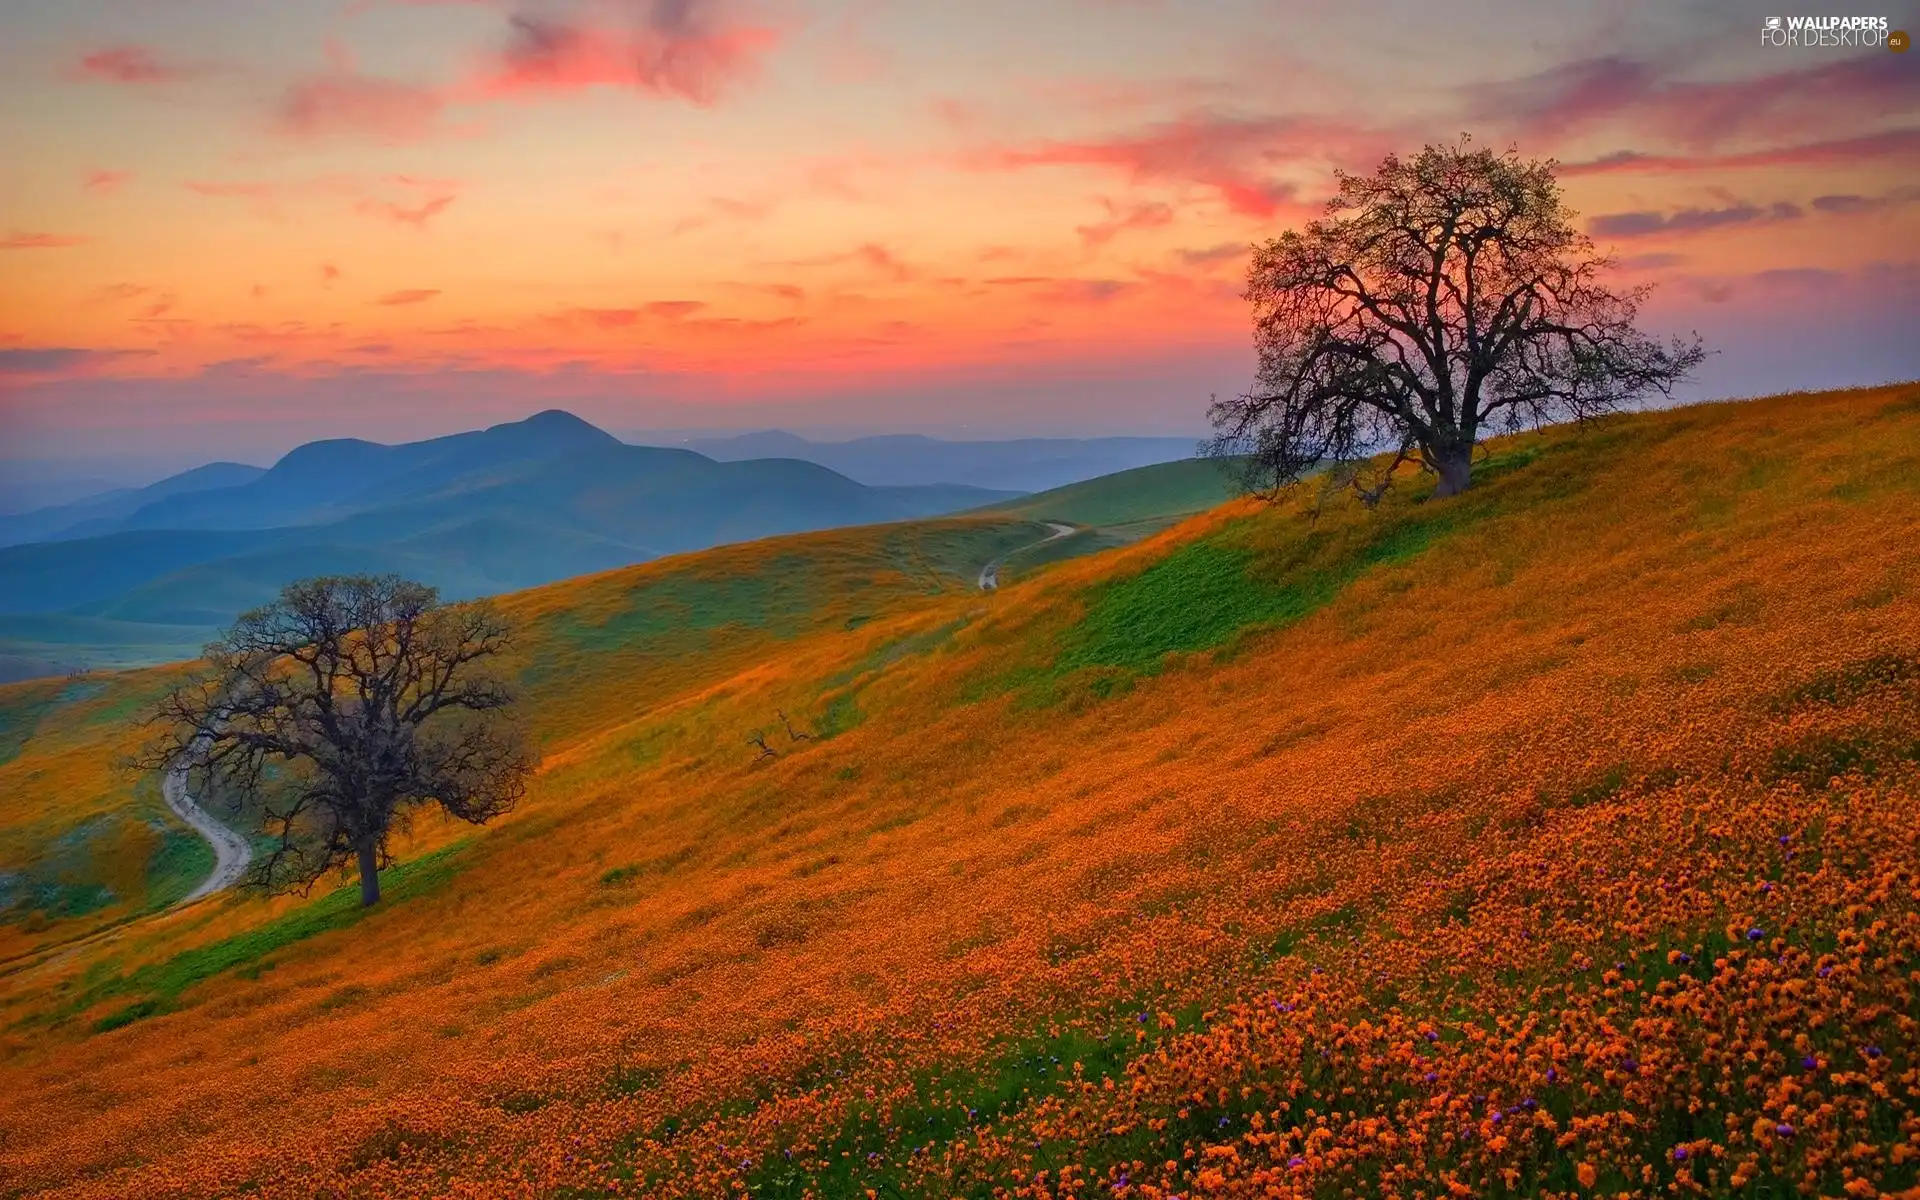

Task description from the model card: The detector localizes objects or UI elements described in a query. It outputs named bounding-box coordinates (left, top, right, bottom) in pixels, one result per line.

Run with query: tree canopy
left=1208, top=137, right=1705, bottom=500
left=142, top=575, right=534, bottom=907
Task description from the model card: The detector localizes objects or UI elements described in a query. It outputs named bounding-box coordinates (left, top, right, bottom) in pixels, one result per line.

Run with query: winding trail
left=163, top=744, right=252, bottom=905
left=979, top=521, right=1077, bottom=591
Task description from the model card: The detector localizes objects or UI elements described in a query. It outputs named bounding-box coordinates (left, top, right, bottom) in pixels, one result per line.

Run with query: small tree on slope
left=141, top=575, right=534, bottom=907
left=1208, top=137, right=1706, bottom=500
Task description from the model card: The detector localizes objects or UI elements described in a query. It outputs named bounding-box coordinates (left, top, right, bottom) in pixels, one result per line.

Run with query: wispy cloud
left=1810, top=185, right=1920, bottom=215
left=969, top=113, right=1382, bottom=219
left=358, top=193, right=458, bottom=227
left=1563, top=129, right=1920, bottom=177
left=0, top=347, right=146, bottom=374
left=83, top=169, right=133, bottom=194
left=1590, top=201, right=1802, bottom=240
left=277, top=45, right=448, bottom=141
left=1467, top=53, right=1919, bottom=151
left=2, top=232, right=90, bottom=250
left=1076, top=199, right=1175, bottom=246
left=1175, top=241, right=1247, bottom=268
left=72, top=45, right=199, bottom=85
left=781, top=243, right=916, bottom=282
left=476, top=0, right=778, bottom=105
left=378, top=288, right=443, bottom=305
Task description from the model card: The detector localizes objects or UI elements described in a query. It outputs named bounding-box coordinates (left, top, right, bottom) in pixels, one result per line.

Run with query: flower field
left=1, top=383, right=1916, bottom=1199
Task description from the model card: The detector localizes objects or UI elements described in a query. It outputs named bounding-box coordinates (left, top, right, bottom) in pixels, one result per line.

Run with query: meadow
left=0, top=384, right=1916, bottom=1200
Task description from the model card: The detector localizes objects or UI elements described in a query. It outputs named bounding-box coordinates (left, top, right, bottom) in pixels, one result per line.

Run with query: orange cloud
left=2, top=232, right=89, bottom=250
left=379, top=288, right=443, bottom=305
left=83, top=169, right=133, bottom=194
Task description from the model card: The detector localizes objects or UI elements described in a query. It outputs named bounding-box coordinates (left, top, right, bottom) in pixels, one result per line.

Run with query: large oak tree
left=1209, top=138, right=1705, bottom=499
left=143, top=575, right=534, bottom=907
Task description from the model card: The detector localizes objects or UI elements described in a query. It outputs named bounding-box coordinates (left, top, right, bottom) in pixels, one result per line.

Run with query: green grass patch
left=739, top=999, right=1205, bottom=1199
left=1056, top=507, right=1465, bottom=677
left=1768, top=653, right=1919, bottom=713
left=1766, top=729, right=1920, bottom=788
left=139, top=824, right=216, bottom=912
left=81, top=841, right=472, bottom=1033
left=980, top=457, right=1233, bottom=528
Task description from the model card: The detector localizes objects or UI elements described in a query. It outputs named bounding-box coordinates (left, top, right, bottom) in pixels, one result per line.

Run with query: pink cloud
left=476, top=1, right=778, bottom=105
left=87, top=282, right=151, bottom=304
left=358, top=193, right=458, bottom=227
left=186, top=181, right=278, bottom=201
left=73, top=45, right=196, bottom=85
left=378, top=288, right=442, bottom=305
left=971, top=114, right=1379, bottom=219
left=2, top=232, right=89, bottom=250
left=1076, top=199, right=1175, bottom=246
left=645, top=300, right=707, bottom=318
left=83, top=169, right=134, bottom=194
left=277, top=50, right=447, bottom=141
left=778, top=243, right=916, bottom=282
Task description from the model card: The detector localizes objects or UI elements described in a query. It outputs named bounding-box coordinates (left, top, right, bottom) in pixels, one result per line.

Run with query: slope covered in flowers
left=1, top=384, right=1917, bottom=1200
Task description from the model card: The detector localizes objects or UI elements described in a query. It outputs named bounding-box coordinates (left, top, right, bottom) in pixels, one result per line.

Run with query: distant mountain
left=640, top=431, right=1203, bottom=493
left=70, top=409, right=621, bottom=538
left=0, top=461, right=265, bottom=547
left=0, top=412, right=1017, bottom=653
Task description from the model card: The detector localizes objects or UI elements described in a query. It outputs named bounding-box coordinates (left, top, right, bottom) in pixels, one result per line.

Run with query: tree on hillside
left=1208, top=137, right=1705, bottom=500
left=140, top=575, right=534, bottom=907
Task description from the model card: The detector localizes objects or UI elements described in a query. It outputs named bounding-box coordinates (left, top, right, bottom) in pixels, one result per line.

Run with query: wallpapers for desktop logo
left=1760, top=14, right=1901, bottom=47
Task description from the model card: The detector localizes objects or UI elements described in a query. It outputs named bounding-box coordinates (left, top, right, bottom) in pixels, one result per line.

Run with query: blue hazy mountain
left=0, top=461, right=266, bottom=547
left=0, top=412, right=1016, bottom=675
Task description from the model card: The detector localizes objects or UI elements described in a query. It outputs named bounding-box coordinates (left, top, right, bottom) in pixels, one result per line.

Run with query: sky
left=1, top=0, right=1917, bottom=469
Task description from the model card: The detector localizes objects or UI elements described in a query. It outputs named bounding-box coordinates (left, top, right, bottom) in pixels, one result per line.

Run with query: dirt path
left=979, top=521, right=1077, bottom=591
left=163, top=747, right=252, bottom=904
left=0, top=753, right=250, bottom=978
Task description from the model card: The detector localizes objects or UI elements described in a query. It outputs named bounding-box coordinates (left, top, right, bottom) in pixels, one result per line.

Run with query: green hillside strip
left=74, top=841, right=473, bottom=1034
left=981, top=457, right=1235, bottom=528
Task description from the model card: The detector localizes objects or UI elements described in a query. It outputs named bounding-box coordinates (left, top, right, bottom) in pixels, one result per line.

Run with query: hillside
left=977, top=455, right=1243, bottom=580
left=667, top=430, right=1202, bottom=492
left=0, top=412, right=1016, bottom=680
left=1, top=384, right=1917, bottom=1199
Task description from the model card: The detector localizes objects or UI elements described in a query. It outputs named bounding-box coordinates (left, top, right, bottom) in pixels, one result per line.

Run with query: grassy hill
left=977, top=455, right=1243, bottom=580
left=0, top=385, right=1917, bottom=1199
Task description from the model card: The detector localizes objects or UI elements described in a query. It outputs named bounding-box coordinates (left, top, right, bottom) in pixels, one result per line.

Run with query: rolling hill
left=660, top=429, right=1203, bottom=492
left=0, top=412, right=1017, bottom=679
left=0, top=384, right=1916, bottom=1200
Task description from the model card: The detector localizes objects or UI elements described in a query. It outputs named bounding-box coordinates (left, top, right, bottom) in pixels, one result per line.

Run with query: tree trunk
left=356, top=836, right=381, bottom=907
left=1431, top=446, right=1473, bottom=498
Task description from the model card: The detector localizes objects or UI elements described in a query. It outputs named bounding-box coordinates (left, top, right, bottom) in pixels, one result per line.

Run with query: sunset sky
left=2, top=0, right=1917, bottom=466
